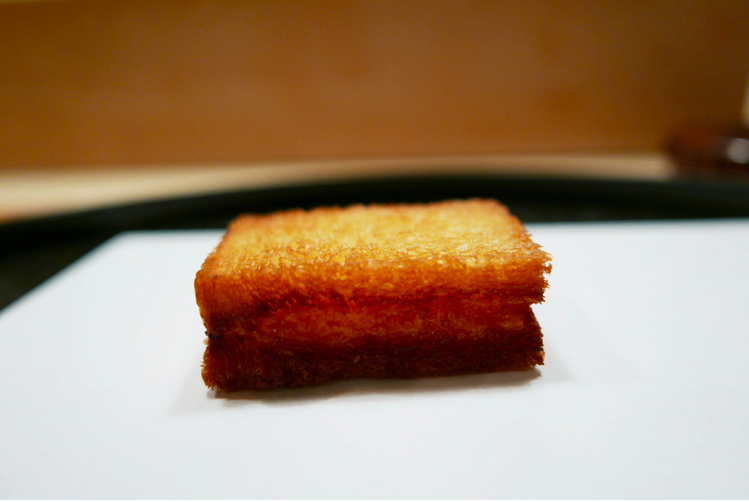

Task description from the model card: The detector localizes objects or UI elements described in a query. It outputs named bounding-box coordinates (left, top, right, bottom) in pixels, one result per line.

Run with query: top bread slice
left=195, top=199, right=551, bottom=331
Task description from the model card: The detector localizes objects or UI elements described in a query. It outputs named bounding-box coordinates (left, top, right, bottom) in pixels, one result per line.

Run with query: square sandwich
left=195, top=199, right=551, bottom=391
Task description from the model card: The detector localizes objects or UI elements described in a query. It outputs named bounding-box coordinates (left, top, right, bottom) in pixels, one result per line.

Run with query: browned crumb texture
left=195, top=199, right=551, bottom=391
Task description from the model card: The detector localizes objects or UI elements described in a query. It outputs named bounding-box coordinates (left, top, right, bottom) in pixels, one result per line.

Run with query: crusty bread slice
left=196, top=199, right=551, bottom=391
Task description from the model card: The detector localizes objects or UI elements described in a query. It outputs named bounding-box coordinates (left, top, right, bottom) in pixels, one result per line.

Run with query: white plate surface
left=1, top=221, right=749, bottom=498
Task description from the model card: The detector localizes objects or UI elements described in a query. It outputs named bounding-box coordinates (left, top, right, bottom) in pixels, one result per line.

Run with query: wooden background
left=1, top=0, right=748, bottom=169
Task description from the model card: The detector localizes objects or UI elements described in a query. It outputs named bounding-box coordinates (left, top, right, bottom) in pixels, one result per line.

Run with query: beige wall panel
left=1, top=0, right=748, bottom=168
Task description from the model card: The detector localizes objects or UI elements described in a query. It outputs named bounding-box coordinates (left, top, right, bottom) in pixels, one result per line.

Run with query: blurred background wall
left=2, top=0, right=748, bottom=169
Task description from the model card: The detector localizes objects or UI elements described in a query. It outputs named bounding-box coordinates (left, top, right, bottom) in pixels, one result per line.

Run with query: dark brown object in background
left=668, top=125, right=749, bottom=181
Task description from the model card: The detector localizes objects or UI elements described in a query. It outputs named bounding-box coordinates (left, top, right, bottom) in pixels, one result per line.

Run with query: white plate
left=1, top=221, right=749, bottom=498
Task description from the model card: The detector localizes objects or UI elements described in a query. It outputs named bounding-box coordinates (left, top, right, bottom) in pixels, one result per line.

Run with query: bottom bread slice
left=201, top=300, right=544, bottom=391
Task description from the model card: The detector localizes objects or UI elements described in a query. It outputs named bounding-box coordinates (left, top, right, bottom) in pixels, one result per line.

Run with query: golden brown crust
left=196, top=199, right=551, bottom=391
